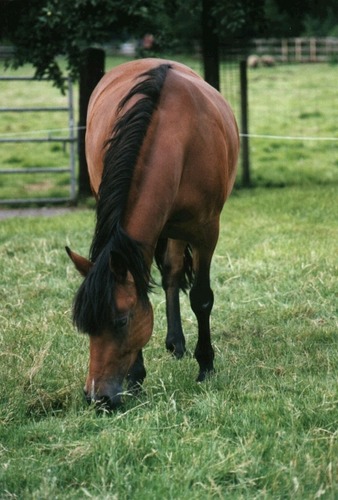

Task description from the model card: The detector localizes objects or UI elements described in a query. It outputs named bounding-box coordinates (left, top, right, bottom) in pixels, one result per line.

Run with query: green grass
left=245, top=64, right=338, bottom=187
left=1, top=184, right=337, bottom=498
left=0, top=72, right=77, bottom=202
left=1, top=54, right=338, bottom=498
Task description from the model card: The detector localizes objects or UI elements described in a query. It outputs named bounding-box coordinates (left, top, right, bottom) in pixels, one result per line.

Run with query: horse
left=66, top=58, right=239, bottom=410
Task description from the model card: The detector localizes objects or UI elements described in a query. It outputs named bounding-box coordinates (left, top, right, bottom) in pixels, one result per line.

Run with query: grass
left=245, top=64, right=338, bottom=187
left=0, top=54, right=338, bottom=498
left=0, top=73, right=76, bottom=202
left=1, top=183, right=338, bottom=498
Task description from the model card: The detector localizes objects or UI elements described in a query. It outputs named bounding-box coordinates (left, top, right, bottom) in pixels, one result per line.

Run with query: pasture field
left=245, top=63, right=338, bottom=188
left=0, top=68, right=75, bottom=202
left=0, top=182, right=337, bottom=498
left=0, top=57, right=338, bottom=203
left=1, top=55, right=338, bottom=497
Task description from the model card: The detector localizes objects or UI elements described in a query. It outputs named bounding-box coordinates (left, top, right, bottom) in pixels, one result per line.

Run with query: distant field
left=246, top=63, right=338, bottom=187
left=0, top=57, right=337, bottom=203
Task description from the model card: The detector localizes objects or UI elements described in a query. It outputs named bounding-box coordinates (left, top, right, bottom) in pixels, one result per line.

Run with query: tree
left=201, top=0, right=220, bottom=90
left=264, top=0, right=338, bottom=37
left=202, top=0, right=266, bottom=89
left=1, top=0, right=158, bottom=89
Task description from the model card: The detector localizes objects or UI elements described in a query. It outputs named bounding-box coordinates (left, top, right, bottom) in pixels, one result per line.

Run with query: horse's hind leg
left=190, top=225, right=219, bottom=381
left=160, top=239, right=187, bottom=359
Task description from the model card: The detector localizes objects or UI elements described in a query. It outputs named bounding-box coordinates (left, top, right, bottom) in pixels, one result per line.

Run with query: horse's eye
left=113, top=316, right=128, bottom=329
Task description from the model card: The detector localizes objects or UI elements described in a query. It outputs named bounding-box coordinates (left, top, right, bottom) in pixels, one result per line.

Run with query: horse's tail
left=155, top=239, right=194, bottom=293
left=182, top=244, right=194, bottom=291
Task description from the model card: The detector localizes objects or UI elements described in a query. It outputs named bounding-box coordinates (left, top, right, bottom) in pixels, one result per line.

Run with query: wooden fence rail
left=249, top=37, right=338, bottom=63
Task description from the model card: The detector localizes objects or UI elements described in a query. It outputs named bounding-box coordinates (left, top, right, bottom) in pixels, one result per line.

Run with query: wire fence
left=219, top=53, right=338, bottom=187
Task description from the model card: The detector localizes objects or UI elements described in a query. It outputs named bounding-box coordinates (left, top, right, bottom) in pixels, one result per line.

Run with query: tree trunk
left=240, top=60, right=251, bottom=187
left=78, top=48, right=105, bottom=198
left=202, top=0, right=220, bottom=91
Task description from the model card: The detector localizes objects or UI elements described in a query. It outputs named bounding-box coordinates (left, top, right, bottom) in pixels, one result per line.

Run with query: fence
left=253, top=37, right=338, bottom=63
left=0, top=76, right=76, bottom=205
left=238, top=61, right=337, bottom=187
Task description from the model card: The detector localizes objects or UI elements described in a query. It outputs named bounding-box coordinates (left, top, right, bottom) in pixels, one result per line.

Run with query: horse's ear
left=110, top=250, right=128, bottom=283
left=65, top=246, right=93, bottom=277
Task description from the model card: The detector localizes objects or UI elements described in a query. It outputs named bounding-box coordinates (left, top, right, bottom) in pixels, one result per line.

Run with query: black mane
left=73, top=63, right=172, bottom=334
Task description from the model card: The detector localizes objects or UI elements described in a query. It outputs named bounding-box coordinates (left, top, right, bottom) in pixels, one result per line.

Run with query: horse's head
left=66, top=247, right=153, bottom=411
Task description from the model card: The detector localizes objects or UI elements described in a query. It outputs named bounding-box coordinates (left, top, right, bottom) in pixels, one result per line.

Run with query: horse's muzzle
left=83, top=389, right=123, bottom=412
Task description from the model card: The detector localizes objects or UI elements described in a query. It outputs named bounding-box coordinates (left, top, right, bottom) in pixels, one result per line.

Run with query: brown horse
left=66, top=58, right=239, bottom=410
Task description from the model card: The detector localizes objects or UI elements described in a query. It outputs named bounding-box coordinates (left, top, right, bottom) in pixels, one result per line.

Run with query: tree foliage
left=264, top=0, right=338, bottom=37
left=1, top=0, right=159, bottom=89
left=145, top=1, right=266, bottom=51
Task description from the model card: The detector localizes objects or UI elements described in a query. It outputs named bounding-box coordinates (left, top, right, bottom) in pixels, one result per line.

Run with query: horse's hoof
left=166, top=340, right=186, bottom=359
left=196, top=368, right=215, bottom=382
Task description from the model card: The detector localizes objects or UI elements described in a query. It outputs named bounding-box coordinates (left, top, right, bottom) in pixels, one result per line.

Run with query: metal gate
left=0, top=76, right=76, bottom=205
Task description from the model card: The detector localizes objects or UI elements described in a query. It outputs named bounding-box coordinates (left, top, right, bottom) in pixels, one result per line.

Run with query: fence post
left=240, top=60, right=250, bottom=187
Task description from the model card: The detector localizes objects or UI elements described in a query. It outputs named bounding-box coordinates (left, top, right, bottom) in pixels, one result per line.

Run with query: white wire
left=240, top=133, right=338, bottom=141
left=0, top=127, right=337, bottom=142
left=0, top=126, right=86, bottom=138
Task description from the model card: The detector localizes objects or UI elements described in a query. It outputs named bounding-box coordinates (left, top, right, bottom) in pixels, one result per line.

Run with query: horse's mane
left=73, top=63, right=172, bottom=334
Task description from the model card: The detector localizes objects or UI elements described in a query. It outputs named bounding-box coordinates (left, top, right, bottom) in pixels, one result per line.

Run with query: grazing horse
left=66, top=58, right=239, bottom=410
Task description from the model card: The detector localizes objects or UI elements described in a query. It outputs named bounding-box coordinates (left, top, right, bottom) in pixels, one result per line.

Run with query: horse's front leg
left=161, top=239, right=187, bottom=359
left=190, top=264, right=215, bottom=381
left=164, top=282, right=186, bottom=358
left=127, top=350, right=146, bottom=392
left=190, top=227, right=219, bottom=381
